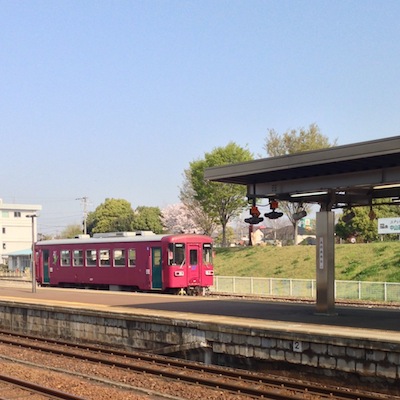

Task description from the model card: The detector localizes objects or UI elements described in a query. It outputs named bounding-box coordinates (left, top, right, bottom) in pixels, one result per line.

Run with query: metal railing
left=212, top=276, right=400, bottom=303
left=2, top=271, right=399, bottom=303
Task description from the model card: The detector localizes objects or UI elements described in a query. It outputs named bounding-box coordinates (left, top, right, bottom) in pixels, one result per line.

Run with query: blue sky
left=1, top=1, right=400, bottom=235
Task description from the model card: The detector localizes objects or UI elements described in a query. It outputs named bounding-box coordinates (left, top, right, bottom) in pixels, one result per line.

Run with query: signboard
left=298, top=218, right=314, bottom=231
left=318, top=237, right=324, bottom=269
left=378, top=218, right=400, bottom=234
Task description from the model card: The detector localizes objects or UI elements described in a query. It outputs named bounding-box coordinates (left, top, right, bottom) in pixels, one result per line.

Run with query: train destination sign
left=378, top=218, right=400, bottom=234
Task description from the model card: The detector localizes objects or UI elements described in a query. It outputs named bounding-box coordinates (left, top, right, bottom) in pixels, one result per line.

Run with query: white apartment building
left=0, top=199, right=42, bottom=265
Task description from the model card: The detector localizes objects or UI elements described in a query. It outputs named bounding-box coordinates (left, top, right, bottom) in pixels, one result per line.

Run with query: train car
left=34, top=232, right=214, bottom=295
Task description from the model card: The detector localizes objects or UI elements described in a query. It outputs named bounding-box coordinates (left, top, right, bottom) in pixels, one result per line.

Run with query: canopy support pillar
left=315, top=211, right=336, bottom=315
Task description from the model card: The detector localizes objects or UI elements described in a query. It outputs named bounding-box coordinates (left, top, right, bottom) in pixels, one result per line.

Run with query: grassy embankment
left=214, top=242, right=400, bottom=282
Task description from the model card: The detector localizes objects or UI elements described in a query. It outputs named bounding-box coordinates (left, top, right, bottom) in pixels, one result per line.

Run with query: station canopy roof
left=205, top=135, right=400, bottom=209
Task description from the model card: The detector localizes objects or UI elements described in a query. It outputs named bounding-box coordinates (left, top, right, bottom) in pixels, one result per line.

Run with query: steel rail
left=0, top=373, right=87, bottom=400
left=0, top=330, right=397, bottom=400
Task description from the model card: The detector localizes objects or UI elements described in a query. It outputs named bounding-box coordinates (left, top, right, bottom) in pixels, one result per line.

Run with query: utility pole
left=26, top=214, right=37, bottom=293
left=76, top=196, right=89, bottom=234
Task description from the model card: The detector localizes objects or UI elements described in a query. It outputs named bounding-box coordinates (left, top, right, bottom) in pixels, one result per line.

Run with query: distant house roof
left=6, top=249, right=31, bottom=256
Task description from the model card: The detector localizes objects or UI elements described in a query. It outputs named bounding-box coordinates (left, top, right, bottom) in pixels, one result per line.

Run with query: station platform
left=0, top=284, right=399, bottom=342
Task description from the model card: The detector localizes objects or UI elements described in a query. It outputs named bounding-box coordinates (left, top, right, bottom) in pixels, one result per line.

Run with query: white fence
left=0, top=271, right=29, bottom=278
left=212, top=276, right=400, bottom=303
left=2, top=271, right=399, bottom=303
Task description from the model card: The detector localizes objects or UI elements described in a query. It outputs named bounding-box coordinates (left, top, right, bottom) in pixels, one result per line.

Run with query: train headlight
left=205, top=270, right=214, bottom=276
left=174, top=271, right=185, bottom=277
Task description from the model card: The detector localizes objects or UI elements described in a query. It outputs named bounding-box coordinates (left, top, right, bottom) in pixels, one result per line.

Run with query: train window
left=203, top=243, right=213, bottom=265
left=73, top=250, right=83, bottom=267
left=168, top=243, right=185, bottom=266
left=113, top=249, right=125, bottom=267
left=190, top=249, right=198, bottom=265
left=99, top=249, right=110, bottom=267
left=86, top=250, right=97, bottom=267
left=60, top=250, right=71, bottom=266
left=153, top=248, right=161, bottom=266
left=128, top=248, right=136, bottom=267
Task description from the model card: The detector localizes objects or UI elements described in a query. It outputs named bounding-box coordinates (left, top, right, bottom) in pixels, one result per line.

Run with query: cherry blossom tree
left=161, top=203, right=202, bottom=234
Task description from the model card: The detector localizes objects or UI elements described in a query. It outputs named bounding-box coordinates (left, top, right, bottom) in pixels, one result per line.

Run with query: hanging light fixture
left=342, top=210, right=355, bottom=224
left=293, top=205, right=307, bottom=221
left=264, top=199, right=283, bottom=219
left=369, top=206, right=376, bottom=220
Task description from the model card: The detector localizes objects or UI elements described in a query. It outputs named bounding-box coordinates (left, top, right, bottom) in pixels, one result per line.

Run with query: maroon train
left=34, top=232, right=214, bottom=295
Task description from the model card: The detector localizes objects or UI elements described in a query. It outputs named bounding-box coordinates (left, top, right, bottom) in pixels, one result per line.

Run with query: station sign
left=378, top=218, right=400, bottom=234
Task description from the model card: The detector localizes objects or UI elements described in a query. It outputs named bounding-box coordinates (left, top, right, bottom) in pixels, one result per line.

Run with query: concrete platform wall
left=0, top=301, right=399, bottom=385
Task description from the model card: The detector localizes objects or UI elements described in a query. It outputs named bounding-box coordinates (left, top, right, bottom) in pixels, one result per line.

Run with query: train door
left=151, top=247, right=162, bottom=289
left=42, top=249, right=50, bottom=284
left=187, top=244, right=201, bottom=284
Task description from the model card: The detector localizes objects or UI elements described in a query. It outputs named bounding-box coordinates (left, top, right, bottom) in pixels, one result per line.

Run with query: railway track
left=0, top=330, right=397, bottom=400
left=0, top=373, right=86, bottom=400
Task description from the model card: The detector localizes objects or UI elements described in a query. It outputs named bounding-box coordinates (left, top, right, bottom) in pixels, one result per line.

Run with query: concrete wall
left=0, top=301, right=398, bottom=386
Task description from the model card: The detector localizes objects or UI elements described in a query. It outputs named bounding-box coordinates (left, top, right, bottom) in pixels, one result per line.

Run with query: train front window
left=203, top=243, right=213, bottom=265
left=168, top=243, right=185, bottom=266
left=190, top=249, right=198, bottom=265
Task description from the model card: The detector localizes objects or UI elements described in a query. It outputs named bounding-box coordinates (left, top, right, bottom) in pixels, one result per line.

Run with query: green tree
left=132, top=206, right=164, bottom=234
left=58, top=224, right=83, bottom=239
left=86, top=198, right=135, bottom=235
left=180, top=170, right=219, bottom=236
left=38, top=233, right=54, bottom=241
left=214, top=226, right=235, bottom=247
left=264, top=124, right=337, bottom=244
left=336, top=202, right=400, bottom=242
left=264, top=123, right=337, bottom=156
left=181, top=142, right=253, bottom=247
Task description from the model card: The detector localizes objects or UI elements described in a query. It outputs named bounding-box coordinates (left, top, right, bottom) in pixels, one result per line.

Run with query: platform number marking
left=293, top=341, right=302, bottom=353
left=318, top=237, right=324, bottom=270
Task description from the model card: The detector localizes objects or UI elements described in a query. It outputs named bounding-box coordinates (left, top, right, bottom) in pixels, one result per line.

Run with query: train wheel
left=191, top=286, right=202, bottom=296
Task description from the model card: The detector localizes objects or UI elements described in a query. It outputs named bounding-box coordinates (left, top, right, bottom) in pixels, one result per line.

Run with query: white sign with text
left=378, top=218, right=400, bottom=234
